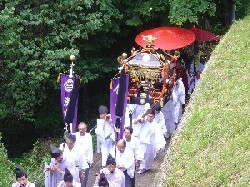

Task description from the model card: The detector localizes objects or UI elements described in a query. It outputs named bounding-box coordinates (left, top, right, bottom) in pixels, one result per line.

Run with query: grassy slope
left=162, top=16, right=250, bottom=186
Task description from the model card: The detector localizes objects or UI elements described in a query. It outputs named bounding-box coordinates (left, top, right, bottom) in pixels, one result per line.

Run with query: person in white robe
left=188, top=71, right=201, bottom=94
left=196, top=62, right=205, bottom=73
left=47, top=145, right=79, bottom=187
left=60, top=134, right=89, bottom=186
left=56, top=168, right=81, bottom=187
left=95, top=105, right=116, bottom=167
left=132, top=103, right=151, bottom=137
left=99, top=154, right=125, bottom=187
left=134, top=109, right=156, bottom=174
left=116, top=139, right=135, bottom=187
left=161, top=95, right=175, bottom=139
left=124, top=127, right=143, bottom=187
left=12, top=165, right=35, bottom=187
left=173, top=78, right=186, bottom=125
left=124, top=127, right=143, bottom=169
left=151, top=118, right=166, bottom=157
left=154, top=103, right=167, bottom=139
left=74, top=122, right=93, bottom=187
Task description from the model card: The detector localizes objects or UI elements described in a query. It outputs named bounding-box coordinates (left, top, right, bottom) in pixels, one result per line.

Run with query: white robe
left=74, top=132, right=93, bottom=165
left=49, top=156, right=78, bottom=187
left=132, top=103, right=151, bottom=137
left=11, top=182, right=35, bottom=187
left=161, top=99, right=175, bottom=138
left=188, top=77, right=200, bottom=94
left=173, top=79, right=185, bottom=124
left=95, top=119, right=116, bottom=166
left=100, top=168, right=125, bottom=187
left=115, top=147, right=135, bottom=178
left=154, top=111, right=167, bottom=135
left=60, top=144, right=89, bottom=171
left=138, top=121, right=155, bottom=170
left=56, top=179, right=81, bottom=187
left=196, top=62, right=205, bottom=73
left=151, top=120, right=166, bottom=156
left=125, top=136, right=143, bottom=162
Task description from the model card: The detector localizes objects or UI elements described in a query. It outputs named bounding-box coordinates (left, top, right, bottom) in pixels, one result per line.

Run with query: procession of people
left=11, top=45, right=208, bottom=187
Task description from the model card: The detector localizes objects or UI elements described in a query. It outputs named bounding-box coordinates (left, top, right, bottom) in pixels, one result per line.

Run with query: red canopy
left=190, top=26, right=221, bottom=42
left=135, top=27, right=195, bottom=50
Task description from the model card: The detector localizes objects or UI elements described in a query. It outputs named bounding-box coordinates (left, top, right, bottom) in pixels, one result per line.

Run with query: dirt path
left=87, top=139, right=170, bottom=187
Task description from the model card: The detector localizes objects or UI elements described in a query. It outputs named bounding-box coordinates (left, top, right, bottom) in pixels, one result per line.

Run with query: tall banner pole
left=60, top=55, right=79, bottom=133
left=110, top=69, right=129, bottom=140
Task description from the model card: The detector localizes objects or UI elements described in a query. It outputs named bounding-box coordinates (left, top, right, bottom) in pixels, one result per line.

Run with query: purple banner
left=110, top=75, right=129, bottom=138
left=60, top=74, right=78, bottom=133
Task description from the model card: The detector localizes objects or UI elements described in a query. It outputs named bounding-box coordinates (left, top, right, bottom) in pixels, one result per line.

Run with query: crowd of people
left=11, top=48, right=207, bottom=187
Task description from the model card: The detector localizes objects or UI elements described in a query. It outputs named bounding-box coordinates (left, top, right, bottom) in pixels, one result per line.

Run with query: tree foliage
left=0, top=132, right=15, bottom=186
left=168, top=0, right=216, bottom=26
left=0, top=0, right=121, bottom=121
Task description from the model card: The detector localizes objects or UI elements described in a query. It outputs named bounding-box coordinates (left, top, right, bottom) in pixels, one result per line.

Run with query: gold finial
left=143, top=35, right=157, bottom=44
left=70, top=55, right=76, bottom=61
left=121, top=53, right=127, bottom=59
left=117, top=56, right=123, bottom=64
left=131, top=47, right=136, bottom=55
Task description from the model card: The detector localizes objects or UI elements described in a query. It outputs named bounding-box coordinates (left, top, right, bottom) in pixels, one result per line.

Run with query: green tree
left=0, top=0, right=121, bottom=121
left=0, top=132, right=15, bottom=186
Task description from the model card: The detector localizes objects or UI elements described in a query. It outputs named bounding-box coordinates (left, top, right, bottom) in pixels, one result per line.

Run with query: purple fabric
left=110, top=75, right=129, bottom=139
left=60, top=74, right=78, bottom=133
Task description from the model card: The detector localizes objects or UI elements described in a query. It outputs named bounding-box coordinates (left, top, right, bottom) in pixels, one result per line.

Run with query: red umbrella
left=190, top=26, right=221, bottom=42
left=135, top=27, right=195, bottom=50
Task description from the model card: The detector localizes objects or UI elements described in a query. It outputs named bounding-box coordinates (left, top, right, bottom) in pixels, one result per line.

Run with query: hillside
left=159, top=15, right=250, bottom=186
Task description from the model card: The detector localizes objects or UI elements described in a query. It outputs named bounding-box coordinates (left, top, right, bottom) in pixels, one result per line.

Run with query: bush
left=0, top=132, right=15, bottom=186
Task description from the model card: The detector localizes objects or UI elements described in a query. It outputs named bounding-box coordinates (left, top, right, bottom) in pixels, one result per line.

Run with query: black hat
left=98, top=105, right=108, bottom=114
left=106, top=154, right=116, bottom=166
left=153, top=102, right=161, bottom=111
left=64, top=168, right=73, bottom=182
left=49, top=144, right=62, bottom=158
left=146, top=108, right=155, bottom=116
left=16, top=164, right=27, bottom=179
left=99, top=172, right=109, bottom=187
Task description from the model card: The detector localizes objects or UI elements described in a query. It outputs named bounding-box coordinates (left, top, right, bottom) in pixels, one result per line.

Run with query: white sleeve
left=87, top=134, right=93, bottom=164
left=122, top=149, right=134, bottom=169
left=134, top=139, right=144, bottom=161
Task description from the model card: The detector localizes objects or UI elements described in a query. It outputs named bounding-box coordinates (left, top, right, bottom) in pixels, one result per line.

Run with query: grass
left=161, top=15, right=250, bottom=187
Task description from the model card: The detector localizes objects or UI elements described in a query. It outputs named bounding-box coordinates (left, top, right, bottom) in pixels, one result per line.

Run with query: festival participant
left=47, top=144, right=79, bottom=186
left=176, top=60, right=189, bottom=96
left=135, top=109, right=156, bottom=174
left=132, top=103, right=151, bottom=137
left=124, top=127, right=143, bottom=168
left=12, top=165, right=35, bottom=187
left=153, top=103, right=167, bottom=139
left=99, top=154, right=125, bottom=187
left=93, top=172, right=109, bottom=187
left=161, top=94, right=175, bottom=139
left=95, top=105, right=116, bottom=168
left=56, top=168, right=81, bottom=187
left=188, top=71, right=202, bottom=94
left=115, top=139, right=135, bottom=187
left=60, top=133, right=89, bottom=186
left=75, top=122, right=93, bottom=187
left=172, top=78, right=186, bottom=125
left=195, top=55, right=206, bottom=73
